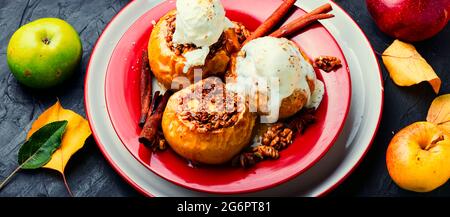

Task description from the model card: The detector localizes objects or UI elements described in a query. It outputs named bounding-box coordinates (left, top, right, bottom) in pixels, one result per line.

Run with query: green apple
left=7, top=18, right=82, bottom=89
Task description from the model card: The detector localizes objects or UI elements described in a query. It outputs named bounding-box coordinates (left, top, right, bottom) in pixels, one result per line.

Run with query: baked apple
left=162, top=77, right=256, bottom=164
left=148, top=7, right=250, bottom=89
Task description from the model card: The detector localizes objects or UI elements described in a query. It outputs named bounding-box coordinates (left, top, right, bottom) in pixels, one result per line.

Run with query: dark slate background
left=0, top=0, right=448, bottom=197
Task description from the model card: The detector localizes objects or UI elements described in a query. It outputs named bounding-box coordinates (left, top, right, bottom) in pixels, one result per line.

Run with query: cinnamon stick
left=269, top=3, right=334, bottom=38
left=270, top=13, right=334, bottom=38
left=139, top=50, right=152, bottom=127
left=138, top=91, right=171, bottom=147
left=243, top=0, right=296, bottom=45
left=149, top=90, right=161, bottom=115
left=304, top=3, right=333, bottom=17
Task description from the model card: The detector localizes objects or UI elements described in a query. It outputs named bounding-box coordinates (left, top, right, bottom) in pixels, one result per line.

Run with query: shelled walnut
left=232, top=124, right=293, bottom=168
left=314, top=55, right=342, bottom=72
left=261, top=123, right=294, bottom=150
left=253, top=145, right=280, bottom=159
left=232, top=109, right=317, bottom=168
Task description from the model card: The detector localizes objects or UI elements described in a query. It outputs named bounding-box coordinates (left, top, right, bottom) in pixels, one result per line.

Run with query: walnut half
left=314, top=55, right=342, bottom=72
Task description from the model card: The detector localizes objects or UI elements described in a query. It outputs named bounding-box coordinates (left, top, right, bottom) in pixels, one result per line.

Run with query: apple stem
left=424, top=135, right=445, bottom=150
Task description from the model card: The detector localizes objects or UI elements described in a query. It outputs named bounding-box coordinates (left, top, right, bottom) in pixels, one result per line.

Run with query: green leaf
left=18, top=120, right=68, bottom=169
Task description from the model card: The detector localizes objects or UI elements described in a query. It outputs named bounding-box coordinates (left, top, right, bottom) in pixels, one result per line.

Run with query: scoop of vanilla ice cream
left=173, top=0, right=233, bottom=47
left=231, top=37, right=324, bottom=121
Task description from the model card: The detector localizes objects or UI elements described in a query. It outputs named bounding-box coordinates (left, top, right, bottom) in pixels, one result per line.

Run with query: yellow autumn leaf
left=382, top=39, right=441, bottom=94
left=427, top=94, right=450, bottom=125
left=438, top=122, right=450, bottom=135
left=26, top=101, right=91, bottom=174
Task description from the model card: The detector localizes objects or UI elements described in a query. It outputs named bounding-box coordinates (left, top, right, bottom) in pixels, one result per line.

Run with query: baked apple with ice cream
left=227, top=36, right=324, bottom=121
left=148, top=0, right=250, bottom=89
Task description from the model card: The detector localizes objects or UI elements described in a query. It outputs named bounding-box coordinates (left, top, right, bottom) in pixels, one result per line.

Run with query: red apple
left=366, top=0, right=449, bottom=42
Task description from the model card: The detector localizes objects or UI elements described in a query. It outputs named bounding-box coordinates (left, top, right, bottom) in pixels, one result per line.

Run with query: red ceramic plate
left=104, top=0, right=351, bottom=194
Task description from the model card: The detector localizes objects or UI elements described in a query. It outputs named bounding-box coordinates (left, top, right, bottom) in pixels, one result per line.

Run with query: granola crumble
left=177, top=79, right=243, bottom=132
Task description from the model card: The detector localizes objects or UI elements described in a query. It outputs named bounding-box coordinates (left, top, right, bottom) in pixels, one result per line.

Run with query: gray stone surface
left=0, top=0, right=448, bottom=197
left=0, top=0, right=139, bottom=197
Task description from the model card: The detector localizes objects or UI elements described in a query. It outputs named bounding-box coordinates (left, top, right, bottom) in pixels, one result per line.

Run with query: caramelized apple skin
left=278, top=89, right=309, bottom=119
